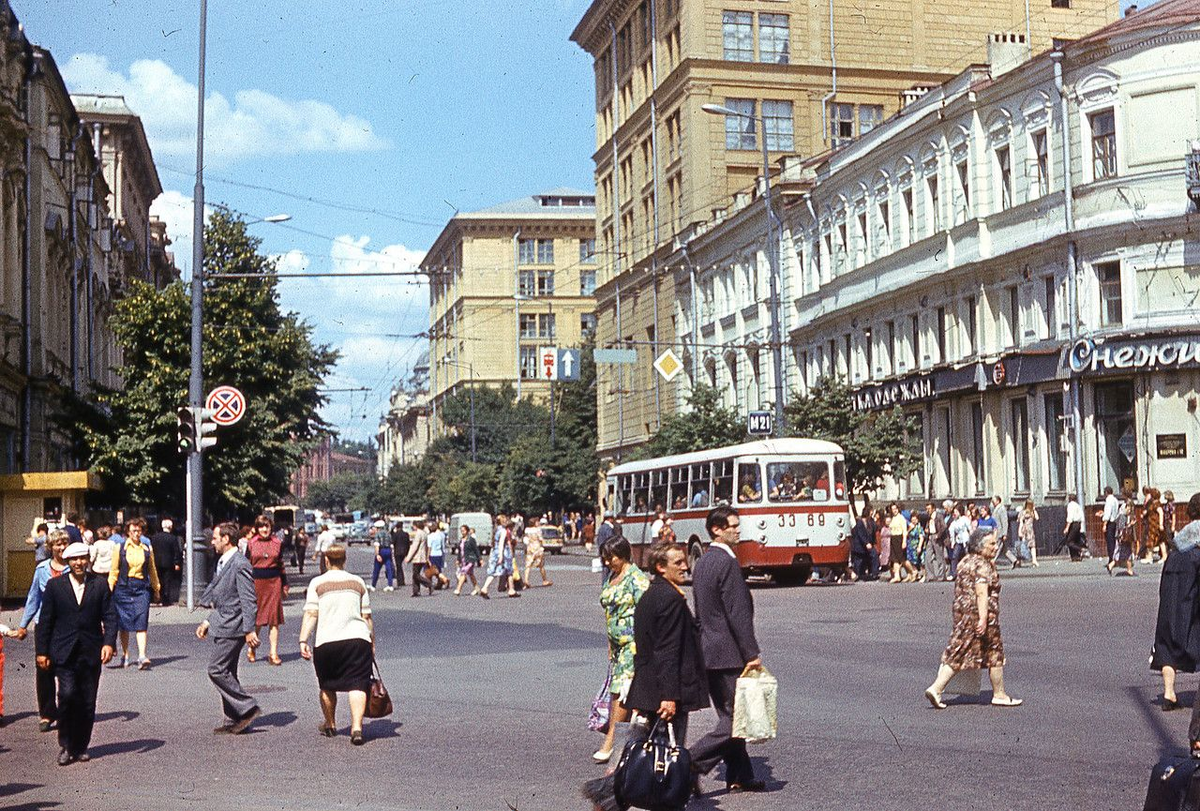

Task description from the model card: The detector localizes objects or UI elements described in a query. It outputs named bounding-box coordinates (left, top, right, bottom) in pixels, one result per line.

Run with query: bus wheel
left=773, top=565, right=812, bottom=587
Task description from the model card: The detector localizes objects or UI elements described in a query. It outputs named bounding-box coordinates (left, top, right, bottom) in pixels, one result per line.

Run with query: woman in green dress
left=594, top=535, right=650, bottom=763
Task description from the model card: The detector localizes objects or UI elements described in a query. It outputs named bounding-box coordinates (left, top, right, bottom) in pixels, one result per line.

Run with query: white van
left=449, top=512, right=494, bottom=554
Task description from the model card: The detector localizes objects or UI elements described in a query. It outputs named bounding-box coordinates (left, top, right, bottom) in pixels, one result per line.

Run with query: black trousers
left=160, top=570, right=181, bottom=605
left=294, top=545, right=307, bottom=575
left=37, top=657, right=57, bottom=721
left=690, top=668, right=755, bottom=784
left=1105, top=523, right=1117, bottom=562
left=1058, top=522, right=1085, bottom=560
left=410, top=563, right=432, bottom=596
left=851, top=550, right=879, bottom=581
left=55, top=656, right=101, bottom=756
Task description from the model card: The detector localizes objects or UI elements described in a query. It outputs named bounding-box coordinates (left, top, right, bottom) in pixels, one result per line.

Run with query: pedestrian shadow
left=1126, top=684, right=1183, bottom=757
left=255, top=711, right=297, bottom=729
left=276, top=651, right=305, bottom=664
left=364, top=718, right=403, bottom=738
left=88, top=738, right=165, bottom=758
left=95, top=710, right=140, bottom=724
left=0, top=710, right=38, bottom=726
left=0, top=783, right=41, bottom=799
left=146, top=655, right=188, bottom=668
left=3, top=803, right=61, bottom=811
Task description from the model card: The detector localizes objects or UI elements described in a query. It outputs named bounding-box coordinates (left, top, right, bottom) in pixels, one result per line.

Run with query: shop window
left=907, top=411, right=926, bottom=495
left=1095, top=382, right=1136, bottom=495
left=971, top=401, right=985, bottom=495
left=1010, top=398, right=1030, bottom=492
left=1097, top=261, right=1122, bottom=327
left=1044, top=392, right=1066, bottom=491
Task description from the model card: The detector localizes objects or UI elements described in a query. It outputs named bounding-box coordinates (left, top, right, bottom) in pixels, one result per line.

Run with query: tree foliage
left=783, top=377, right=922, bottom=499
left=638, top=384, right=747, bottom=459
left=306, top=472, right=376, bottom=512
left=79, top=209, right=337, bottom=518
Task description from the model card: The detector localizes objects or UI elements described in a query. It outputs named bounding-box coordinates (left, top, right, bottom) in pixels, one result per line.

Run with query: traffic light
left=176, top=406, right=196, bottom=452
left=197, top=408, right=219, bottom=450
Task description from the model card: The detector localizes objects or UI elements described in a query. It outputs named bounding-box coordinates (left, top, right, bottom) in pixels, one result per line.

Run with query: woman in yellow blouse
left=108, top=517, right=161, bottom=670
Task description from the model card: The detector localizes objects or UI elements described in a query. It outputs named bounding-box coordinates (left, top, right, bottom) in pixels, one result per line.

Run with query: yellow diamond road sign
left=654, top=349, right=683, bottom=382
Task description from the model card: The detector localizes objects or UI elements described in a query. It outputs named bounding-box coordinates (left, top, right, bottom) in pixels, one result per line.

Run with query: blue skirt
left=114, top=577, right=151, bottom=632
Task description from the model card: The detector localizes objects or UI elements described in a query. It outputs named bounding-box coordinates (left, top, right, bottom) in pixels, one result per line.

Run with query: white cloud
left=149, top=189, right=215, bottom=277
left=62, top=53, right=388, bottom=167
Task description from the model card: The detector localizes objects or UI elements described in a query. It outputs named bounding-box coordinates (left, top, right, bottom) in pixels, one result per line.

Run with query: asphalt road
left=0, top=548, right=1179, bottom=810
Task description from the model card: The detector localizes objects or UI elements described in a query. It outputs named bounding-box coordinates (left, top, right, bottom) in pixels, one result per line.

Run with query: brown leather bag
left=366, top=660, right=392, bottom=718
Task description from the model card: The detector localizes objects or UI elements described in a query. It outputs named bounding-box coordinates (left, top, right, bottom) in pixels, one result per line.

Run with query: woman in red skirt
left=247, top=515, right=287, bottom=665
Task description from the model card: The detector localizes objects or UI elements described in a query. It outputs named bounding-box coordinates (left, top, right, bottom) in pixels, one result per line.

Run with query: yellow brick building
left=571, top=0, right=1119, bottom=460
left=424, top=190, right=598, bottom=430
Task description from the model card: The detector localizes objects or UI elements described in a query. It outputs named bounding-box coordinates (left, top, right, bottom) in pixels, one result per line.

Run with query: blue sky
left=18, top=0, right=597, bottom=442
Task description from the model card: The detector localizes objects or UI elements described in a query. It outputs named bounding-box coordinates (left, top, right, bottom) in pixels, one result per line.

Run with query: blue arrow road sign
left=558, top=348, right=581, bottom=382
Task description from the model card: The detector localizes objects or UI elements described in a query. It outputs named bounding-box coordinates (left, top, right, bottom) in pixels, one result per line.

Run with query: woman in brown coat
left=925, top=527, right=1022, bottom=709
left=1144, top=489, right=1165, bottom=564
left=246, top=515, right=287, bottom=665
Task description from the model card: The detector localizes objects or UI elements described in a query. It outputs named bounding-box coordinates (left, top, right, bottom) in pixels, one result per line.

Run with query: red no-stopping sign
left=205, top=385, right=247, bottom=426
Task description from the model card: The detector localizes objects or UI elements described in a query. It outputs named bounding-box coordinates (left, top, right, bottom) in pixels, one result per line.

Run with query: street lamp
left=438, top=358, right=477, bottom=462
left=246, top=213, right=292, bottom=225
left=701, top=103, right=787, bottom=433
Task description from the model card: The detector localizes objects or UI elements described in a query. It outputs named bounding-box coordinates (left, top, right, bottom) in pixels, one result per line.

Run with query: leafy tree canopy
left=783, top=377, right=921, bottom=501
left=79, top=209, right=337, bottom=518
left=638, top=384, right=747, bottom=459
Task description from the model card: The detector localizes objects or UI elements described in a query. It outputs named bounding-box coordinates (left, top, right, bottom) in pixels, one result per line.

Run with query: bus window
left=607, top=481, right=618, bottom=515
left=767, top=461, right=831, bottom=502
left=736, top=462, right=762, bottom=504
left=615, top=476, right=630, bottom=515
left=689, top=463, right=710, bottom=507
left=633, top=472, right=650, bottom=513
left=713, top=460, right=733, bottom=505
left=669, top=466, right=689, bottom=510
left=832, top=460, right=847, bottom=500
left=650, top=470, right=669, bottom=513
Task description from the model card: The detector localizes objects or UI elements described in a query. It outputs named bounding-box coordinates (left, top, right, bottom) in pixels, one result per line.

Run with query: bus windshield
left=766, top=461, right=831, bottom=502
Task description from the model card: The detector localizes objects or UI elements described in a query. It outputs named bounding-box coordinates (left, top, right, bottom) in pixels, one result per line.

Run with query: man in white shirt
left=1101, top=486, right=1121, bottom=564
left=313, top=524, right=336, bottom=574
left=1060, top=494, right=1087, bottom=561
left=948, top=505, right=972, bottom=580
left=650, top=510, right=666, bottom=541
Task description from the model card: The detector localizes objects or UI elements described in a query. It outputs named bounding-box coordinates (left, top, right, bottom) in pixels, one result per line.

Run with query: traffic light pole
left=186, top=0, right=208, bottom=612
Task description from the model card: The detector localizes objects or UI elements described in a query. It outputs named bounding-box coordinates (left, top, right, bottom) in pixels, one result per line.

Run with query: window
left=910, top=314, right=921, bottom=368
left=689, top=463, right=711, bottom=507
left=936, top=306, right=947, bottom=362
left=901, top=188, right=914, bottom=244
left=1007, top=285, right=1020, bottom=347
left=955, top=160, right=971, bottom=221
left=722, top=11, right=754, bottom=61
left=758, top=13, right=789, bottom=63
left=762, top=100, right=794, bottom=151
left=580, top=268, right=597, bottom=296
left=1097, top=260, right=1122, bottom=327
left=1090, top=109, right=1117, bottom=179
left=580, top=312, right=597, bottom=336
left=830, top=103, right=854, bottom=147
left=668, top=467, right=689, bottom=510
left=885, top=320, right=897, bottom=375
left=856, top=212, right=868, bottom=267
left=650, top=469, right=668, bottom=513
left=518, top=269, right=536, bottom=297
left=996, top=146, right=1012, bottom=210
left=579, top=238, right=596, bottom=263
left=858, top=105, right=883, bottom=135
left=535, top=269, right=554, bottom=296
left=766, top=461, right=831, bottom=502
left=1030, top=129, right=1049, bottom=197
left=537, top=313, right=556, bottom=339
left=724, top=98, right=756, bottom=150
left=1010, top=398, right=1030, bottom=492
left=1044, top=392, right=1066, bottom=491
left=878, top=200, right=890, bottom=249
left=927, top=175, right=940, bottom=232
left=518, top=238, right=553, bottom=264
left=863, top=327, right=873, bottom=379
left=965, top=295, right=978, bottom=357
left=1051, top=0, right=1070, bottom=8
left=1044, top=275, right=1058, bottom=337
left=713, top=460, right=734, bottom=505
left=519, top=346, right=539, bottom=379
left=519, top=314, right=537, bottom=338
left=971, top=401, right=985, bottom=494
left=737, top=462, right=762, bottom=503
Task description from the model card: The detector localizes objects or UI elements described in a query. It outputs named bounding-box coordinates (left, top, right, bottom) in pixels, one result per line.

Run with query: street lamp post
left=702, top=103, right=786, bottom=433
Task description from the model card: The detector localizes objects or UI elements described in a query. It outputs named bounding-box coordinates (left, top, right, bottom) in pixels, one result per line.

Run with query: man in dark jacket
left=390, top=522, right=410, bottom=587
left=850, top=512, right=879, bottom=581
left=35, top=542, right=118, bottom=765
left=689, top=505, right=766, bottom=794
left=150, top=518, right=183, bottom=605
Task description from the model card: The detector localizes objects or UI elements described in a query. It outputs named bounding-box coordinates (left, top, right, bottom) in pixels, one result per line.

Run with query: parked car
left=539, top=525, right=564, bottom=554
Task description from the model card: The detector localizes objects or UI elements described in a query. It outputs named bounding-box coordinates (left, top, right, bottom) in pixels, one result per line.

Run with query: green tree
left=79, top=209, right=337, bottom=517
left=638, top=383, right=747, bottom=458
left=306, top=472, right=375, bottom=512
left=377, top=458, right=436, bottom=515
left=783, top=377, right=922, bottom=502
left=550, top=340, right=601, bottom=509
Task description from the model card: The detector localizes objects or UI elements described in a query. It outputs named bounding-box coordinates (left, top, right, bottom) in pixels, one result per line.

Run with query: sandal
left=268, top=654, right=283, bottom=666
left=318, top=724, right=336, bottom=737
left=924, top=688, right=947, bottom=709
left=247, top=648, right=256, bottom=663
left=350, top=730, right=365, bottom=746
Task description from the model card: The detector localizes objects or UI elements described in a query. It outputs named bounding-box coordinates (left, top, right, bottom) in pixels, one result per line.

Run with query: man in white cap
left=35, top=541, right=117, bottom=765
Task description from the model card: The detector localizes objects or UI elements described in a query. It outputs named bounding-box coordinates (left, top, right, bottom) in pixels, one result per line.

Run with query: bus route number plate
left=747, top=411, right=773, bottom=436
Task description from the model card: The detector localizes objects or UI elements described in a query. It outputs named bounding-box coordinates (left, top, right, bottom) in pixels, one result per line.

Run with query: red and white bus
left=605, top=439, right=852, bottom=585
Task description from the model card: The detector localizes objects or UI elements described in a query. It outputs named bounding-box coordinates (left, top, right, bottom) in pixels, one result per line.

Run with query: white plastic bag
left=732, top=665, right=777, bottom=743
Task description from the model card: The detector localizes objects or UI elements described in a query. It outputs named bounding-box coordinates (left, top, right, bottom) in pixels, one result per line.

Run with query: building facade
left=0, top=0, right=177, bottom=596
left=376, top=388, right=432, bottom=478
left=671, top=0, right=1200, bottom=514
left=571, top=0, right=1118, bottom=459
left=424, top=189, right=597, bottom=430
left=290, top=435, right=376, bottom=502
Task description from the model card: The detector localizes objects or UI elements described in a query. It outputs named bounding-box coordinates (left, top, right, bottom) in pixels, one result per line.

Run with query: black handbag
left=612, top=718, right=692, bottom=810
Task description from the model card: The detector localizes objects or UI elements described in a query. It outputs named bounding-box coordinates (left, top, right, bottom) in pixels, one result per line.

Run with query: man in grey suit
left=689, top=505, right=766, bottom=794
left=195, top=522, right=261, bottom=734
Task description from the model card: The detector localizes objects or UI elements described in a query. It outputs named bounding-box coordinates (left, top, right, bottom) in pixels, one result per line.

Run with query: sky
left=17, top=0, right=598, bottom=442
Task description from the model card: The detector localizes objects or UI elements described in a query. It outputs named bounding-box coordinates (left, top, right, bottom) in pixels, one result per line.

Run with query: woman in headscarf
left=1151, top=493, right=1200, bottom=712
